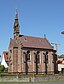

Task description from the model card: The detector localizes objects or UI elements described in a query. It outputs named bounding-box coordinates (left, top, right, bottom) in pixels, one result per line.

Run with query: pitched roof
left=18, top=35, right=53, bottom=50
left=3, top=51, right=8, bottom=60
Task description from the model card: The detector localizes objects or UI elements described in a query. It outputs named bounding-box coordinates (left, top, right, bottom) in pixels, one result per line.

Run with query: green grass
left=0, top=82, right=24, bottom=84
left=0, top=82, right=29, bottom=84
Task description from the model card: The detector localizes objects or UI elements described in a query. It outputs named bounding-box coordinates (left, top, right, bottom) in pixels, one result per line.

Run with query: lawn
left=0, top=82, right=24, bottom=84
left=0, top=82, right=33, bottom=84
left=0, top=82, right=36, bottom=84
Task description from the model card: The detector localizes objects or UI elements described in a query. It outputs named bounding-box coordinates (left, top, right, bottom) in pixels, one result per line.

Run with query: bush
left=0, top=64, right=5, bottom=72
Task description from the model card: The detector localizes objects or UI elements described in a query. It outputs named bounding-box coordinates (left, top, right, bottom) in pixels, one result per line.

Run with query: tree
left=58, top=54, right=64, bottom=58
left=0, top=64, right=5, bottom=72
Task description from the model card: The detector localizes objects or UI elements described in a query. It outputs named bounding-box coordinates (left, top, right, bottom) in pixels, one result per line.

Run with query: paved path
left=25, top=82, right=64, bottom=84
left=0, top=82, right=64, bottom=84
left=47, top=82, right=64, bottom=84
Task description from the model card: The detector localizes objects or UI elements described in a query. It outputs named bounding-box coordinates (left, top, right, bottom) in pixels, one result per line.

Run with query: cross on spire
left=15, top=9, right=18, bottom=20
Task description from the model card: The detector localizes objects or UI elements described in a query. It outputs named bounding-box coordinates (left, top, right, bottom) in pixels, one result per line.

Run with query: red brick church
left=8, top=12, right=58, bottom=74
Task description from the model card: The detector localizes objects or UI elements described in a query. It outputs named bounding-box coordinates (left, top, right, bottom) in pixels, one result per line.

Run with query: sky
left=0, top=0, right=64, bottom=60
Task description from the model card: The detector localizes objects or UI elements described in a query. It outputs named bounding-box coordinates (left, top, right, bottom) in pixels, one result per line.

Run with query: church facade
left=8, top=12, right=58, bottom=74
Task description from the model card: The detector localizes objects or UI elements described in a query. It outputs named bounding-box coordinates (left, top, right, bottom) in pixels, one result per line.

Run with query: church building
left=8, top=12, right=58, bottom=74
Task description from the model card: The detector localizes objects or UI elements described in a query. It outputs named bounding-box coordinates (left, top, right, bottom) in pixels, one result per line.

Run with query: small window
left=10, top=50, right=12, bottom=53
left=6, top=53, right=8, bottom=55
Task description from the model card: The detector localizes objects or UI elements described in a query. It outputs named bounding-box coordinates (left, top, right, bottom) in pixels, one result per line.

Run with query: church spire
left=14, top=9, right=20, bottom=39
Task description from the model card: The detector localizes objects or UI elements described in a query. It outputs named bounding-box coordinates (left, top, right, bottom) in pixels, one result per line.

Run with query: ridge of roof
left=18, top=35, right=53, bottom=50
left=19, top=34, right=46, bottom=39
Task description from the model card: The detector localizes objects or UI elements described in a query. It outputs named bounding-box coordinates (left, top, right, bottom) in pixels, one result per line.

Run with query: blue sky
left=0, top=0, right=64, bottom=60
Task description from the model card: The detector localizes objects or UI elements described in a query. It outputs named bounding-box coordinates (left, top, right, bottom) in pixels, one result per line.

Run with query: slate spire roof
left=14, top=10, right=20, bottom=38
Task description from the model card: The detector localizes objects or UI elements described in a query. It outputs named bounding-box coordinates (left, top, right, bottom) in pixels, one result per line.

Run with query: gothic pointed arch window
left=23, top=50, right=31, bottom=62
left=27, top=50, right=30, bottom=61
left=34, top=51, right=40, bottom=63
